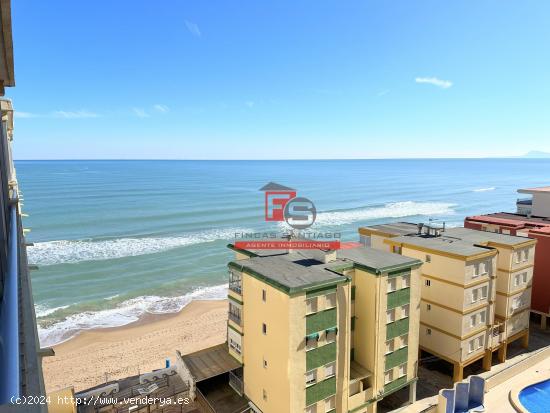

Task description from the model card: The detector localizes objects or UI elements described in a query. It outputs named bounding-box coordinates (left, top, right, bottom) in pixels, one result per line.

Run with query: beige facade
left=359, top=224, right=535, bottom=382
left=226, top=243, right=422, bottom=413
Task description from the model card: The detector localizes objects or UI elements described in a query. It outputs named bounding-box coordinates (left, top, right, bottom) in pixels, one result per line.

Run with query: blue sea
left=15, top=159, right=550, bottom=346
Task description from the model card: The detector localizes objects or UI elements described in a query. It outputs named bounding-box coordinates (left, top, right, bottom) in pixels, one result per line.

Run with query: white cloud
left=14, top=111, right=40, bottom=118
left=185, top=20, right=201, bottom=37
left=53, top=110, right=99, bottom=119
left=245, top=101, right=255, bottom=108
left=132, top=108, right=150, bottom=118
left=415, top=77, right=453, bottom=89
left=153, top=104, right=169, bottom=113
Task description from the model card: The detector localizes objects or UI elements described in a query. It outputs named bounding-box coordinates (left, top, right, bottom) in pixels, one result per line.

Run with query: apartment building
left=0, top=1, right=48, bottom=408
left=465, top=186, right=550, bottom=325
left=226, top=242, right=421, bottom=413
left=358, top=223, right=536, bottom=382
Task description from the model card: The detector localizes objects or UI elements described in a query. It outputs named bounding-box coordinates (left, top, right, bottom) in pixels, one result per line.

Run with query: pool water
left=519, top=379, right=550, bottom=413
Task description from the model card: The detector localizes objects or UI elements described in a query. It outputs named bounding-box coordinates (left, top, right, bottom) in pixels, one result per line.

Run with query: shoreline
left=42, top=299, right=228, bottom=393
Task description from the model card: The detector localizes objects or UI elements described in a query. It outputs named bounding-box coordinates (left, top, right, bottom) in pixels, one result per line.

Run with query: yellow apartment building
left=226, top=242, right=422, bottom=413
left=358, top=223, right=536, bottom=382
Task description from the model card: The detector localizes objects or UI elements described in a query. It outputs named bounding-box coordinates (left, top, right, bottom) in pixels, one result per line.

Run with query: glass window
left=402, top=274, right=410, bottom=288
left=385, top=339, right=394, bottom=354
left=401, top=304, right=409, bottom=318
left=262, top=289, right=266, bottom=302
left=306, top=297, right=318, bottom=314
left=425, top=279, right=431, bottom=287
left=477, top=336, right=484, bottom=349
left=306, top=369, right=317, bottom=386
left=470, top=314, right=477, bottom=327
left=481, top=286, right=488, bottom=299
left=387, top=309, right=395, bottom=323
left=514, top=274, right=520, bottom=287
left=400, top=334, right=408, bottom=348
left=324, top=396, right=335, bottom=412
left=398, top=363, right=407, bottom=377
left=468, top=340, right=475, bottom=353
left=522, top=272, right=528, bottom=284
left=324, top=362, right=336, bottom=378
left=306, top=337, right=318, bottom=351
left=384, top=369, right=394, bottom=384
left=523, top=249, right=529, bottom=262
left=471, top=288, right=479, bottom=303
left=387, top=278, right=397, bottom=292
left=473, top=263, right=480, bottom=278
left=480, top=311, right=486, bottom=324
left=262, top=323, right=267, bottom=335
left=325, top=329, right=336, bottom=344
left=325, top=293, right=337, bottom=309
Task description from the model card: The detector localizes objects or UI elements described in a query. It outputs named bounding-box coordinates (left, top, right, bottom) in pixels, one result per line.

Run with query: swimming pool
left=518, top=379, right=550, bottom=413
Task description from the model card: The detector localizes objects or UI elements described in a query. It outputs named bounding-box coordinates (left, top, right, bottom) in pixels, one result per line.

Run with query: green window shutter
left=306, top=308, right=337, bottom=335
left=306, top=342, right=337, bottom=371
left=387, top=288, right=410, bottom=309
left=386, top=318, right=409, bottom=340
left=383, top=376, right=408, bottom=395
left=385, top=346, right=408, bottom=370
left=305, top=376, right=336, bottom=406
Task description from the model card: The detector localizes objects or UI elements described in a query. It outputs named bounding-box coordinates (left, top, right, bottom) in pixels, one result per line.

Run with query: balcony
left=229, top=369, right=244, bottom=396
left=517, top=198, right=532, bottom=215
left=348, top=361, right=373, bottom=410
left=228, top=312, right=241, bottom=326
left=229, top=282, right=242, bottom=295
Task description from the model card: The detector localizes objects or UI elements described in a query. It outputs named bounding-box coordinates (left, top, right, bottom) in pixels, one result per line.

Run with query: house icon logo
left=259, top=182, right=316, bottom=229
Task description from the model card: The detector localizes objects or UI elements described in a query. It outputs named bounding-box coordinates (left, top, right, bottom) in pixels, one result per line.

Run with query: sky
left=8, top=0, right=550, bottom=159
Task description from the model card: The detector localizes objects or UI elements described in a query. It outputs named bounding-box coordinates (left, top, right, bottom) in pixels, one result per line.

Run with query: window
left=401, top=304, right=410, bottom=319
left=468, top=339, right=475, bottom=353
left=400, top=334, right=408, bottom=348
left=470, top=314, right=477, bottom=327
left=386, top=339, right=394, bottom=354
left=473, top=263, right=480, bottom=278
left=306, top=369, right=317, bottom=386
left=522, top=272, right=528, bottom=284
left=324, top=396, right=335, bottom=412
left=398, top=363, right=407, bottom=377
left=387, top=309, right=395, bottom=323
left=481, top=286, right=488, bottom=299
left=262, top=289, right=266, bottom=302
left=515, top=251, right=521, bottom=264
left=479, top=311, right=486, bottom=324
left=306, top=336, right=318, bottom=351
left=425, top=279, right=431, bottom=287
left=262, top=323, right=267, bottom=335
left=263, top=389, right=267, bottom=401
left=426, top=328, right=432, bottom=335
left=325, top=293, right=337, bottom=308
left=325, top=329, right=337, bottom=344
left=305, top=405, right=317, bottom=413
left=402, top=274, right=410, bottom=288
left=523, top=249, right=529, bottom=262
left=477, top=336, right=484, bottom=349
left=228, top=270, right=242, bottom=294
left=229, top=302, right=242, bottom=325
left=324, top=362, right=336, bottom=378
left=229, top=338, right=241, bottom=354
left=392, top=245, right=402, bottom=254
left=306, top=297, right=318, bottom=314
left=512, top=297, right=522, bottom=310
left=426, top=254, right=431, bottom=263
left=471, top=288, right=479, bottom=303
left=387, top=278, right=397, bottom=293
left=263, top=358, right=268, bottom=368
left=427, top=303, right=431, bottom=311
left=514, top=273, right=521, bottom=287
left=384, top=369, right=394, bottom=384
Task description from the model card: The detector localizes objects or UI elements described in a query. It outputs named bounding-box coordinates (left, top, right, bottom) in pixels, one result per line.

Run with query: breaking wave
left=37, top=284, right=228, bottom=347
left=314, top=201, right=456, bottom=226
left=473, top=187, right=496, bottom=192
left=28, top=228, right=252, bottom=266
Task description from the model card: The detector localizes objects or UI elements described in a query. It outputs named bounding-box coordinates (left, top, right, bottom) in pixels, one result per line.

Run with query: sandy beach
left=42, top=299, right=228, bottom=393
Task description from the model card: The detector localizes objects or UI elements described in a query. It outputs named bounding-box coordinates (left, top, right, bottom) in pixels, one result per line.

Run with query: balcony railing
left=228, top=312, right=241, bottom=325
left=229, top=282, right=242, bottom=294
left=229, top=370, right=244, bottom=396
left=0, top=205, right=20, bottom=403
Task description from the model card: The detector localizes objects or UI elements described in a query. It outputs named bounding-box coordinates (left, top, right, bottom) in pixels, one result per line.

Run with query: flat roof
left=518, top=186, right=550, bottom=194
left=180, top=343, right=241, bottom=382
left=388, top=235, right=491, bottom=258
left=468, top=213, right=550, bottom=227
left=359, top=222, right=418, bottom=236
left=444, top=227, right=532, bottom=247
left=337, top=246, right=421, bottom=274
left=230, top=253, right=347, bottom=294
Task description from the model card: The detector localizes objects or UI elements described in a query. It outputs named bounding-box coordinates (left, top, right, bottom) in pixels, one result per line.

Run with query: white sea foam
left=35, top=304, right=70, bottom=318
left=473, top=187, right=496, bottom=192
left=28, top=228, right=251, bottom=266
left=314, top=201, right=456, bottom=226
left=37, top=284, right=228, bottom=347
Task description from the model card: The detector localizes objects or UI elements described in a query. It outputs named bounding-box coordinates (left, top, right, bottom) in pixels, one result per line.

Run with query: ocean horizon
left=16, top=158, right=550, bottom=347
